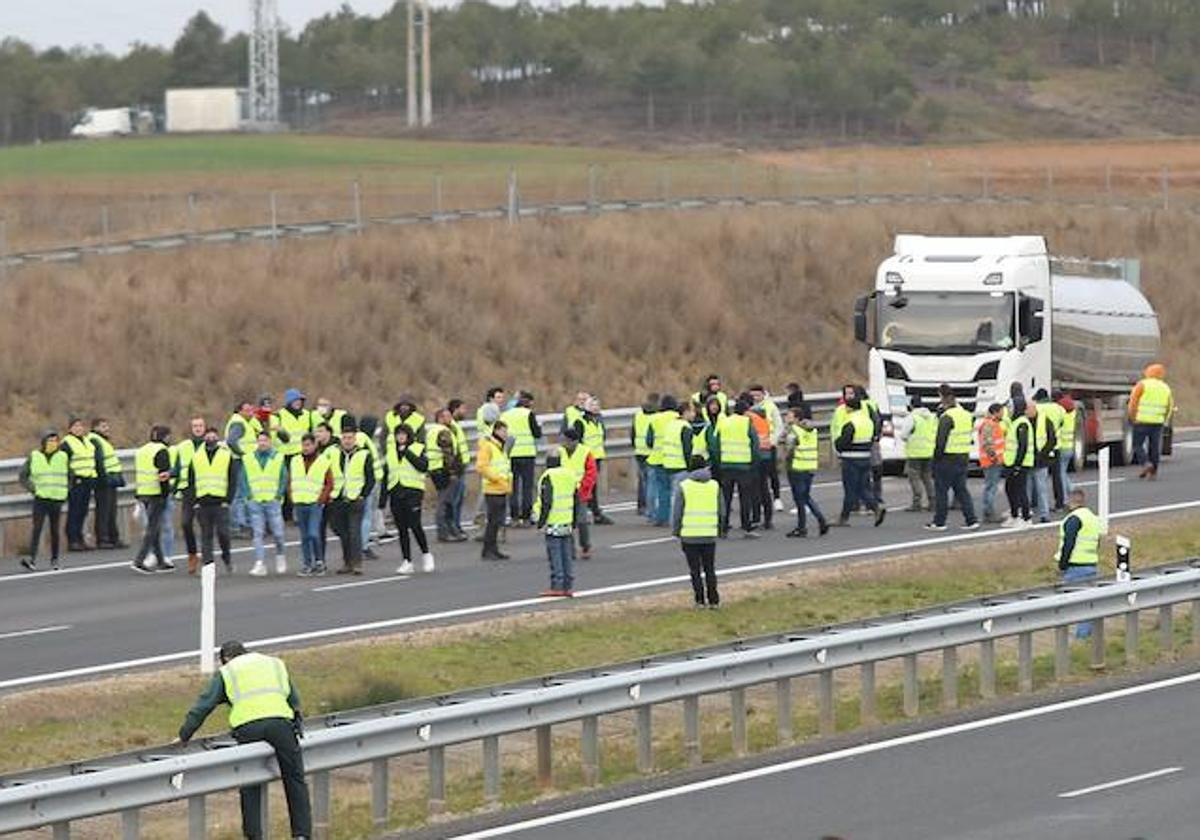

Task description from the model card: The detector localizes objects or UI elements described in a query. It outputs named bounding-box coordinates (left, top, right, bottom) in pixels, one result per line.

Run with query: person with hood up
left=672, top=456, right=726, bottom=608
left=1129, top=362, right=1173, bottom=480
left=19, top=430, right=68, bottom=572
left=276, top=389, right=311, bottom=521
left=385, top=395, right=426, bottom=450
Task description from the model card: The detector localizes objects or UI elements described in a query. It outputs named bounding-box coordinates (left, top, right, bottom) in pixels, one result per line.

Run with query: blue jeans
left=162, top=495, right=177, bottom=559
left=545, top=534, right=575, bottom=592
left=294, top=503, right=323, bottom=570
left=248, top=500, right=285, bottom=562
left=787, top=471, right=826, bottom=532
left=981, top=464, right=1004, bottom=521
left=647, top=465, right=668, bottom=524
left=230, top=462, right=249, bottom=530
left=1061, top=564, right=1098, bottom=638
left=839, top=458, right=877, bottom=519
left=1027, top=466, right=1051, bottom=522
left=933, top=458, right=976, bottom=527
left=1132, top=423, right=1163, bottom=469
left=361, top=484, right=380, bottom=548
left=1055, top=452, right=1072, bottom=505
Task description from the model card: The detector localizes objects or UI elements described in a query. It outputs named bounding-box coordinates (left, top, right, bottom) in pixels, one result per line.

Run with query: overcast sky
left=3, top=0, right=647, bottom=54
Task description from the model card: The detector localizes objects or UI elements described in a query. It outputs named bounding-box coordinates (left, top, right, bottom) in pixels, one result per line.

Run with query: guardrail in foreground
left=3, top=559, right=1199, bottom=837
left=0, top=394, right=840, bottom=553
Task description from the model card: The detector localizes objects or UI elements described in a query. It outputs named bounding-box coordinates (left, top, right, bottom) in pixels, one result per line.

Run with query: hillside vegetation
left=0, top=202, right=1191, bottom=456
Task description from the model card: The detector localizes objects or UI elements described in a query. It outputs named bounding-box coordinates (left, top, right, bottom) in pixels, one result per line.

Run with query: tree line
left=3, top=0, right=1200, bottom=145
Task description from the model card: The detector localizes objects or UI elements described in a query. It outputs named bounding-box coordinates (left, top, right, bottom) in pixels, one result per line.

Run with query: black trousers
left=1006, top=467, right=1031, bottom=520
left=232, top=717, right=312, bottom=840
left=483, top=493, right=507, bottom=556
left=30, top=498, right=62, bottom=562
left=196, top=504, right=231, bottom=566
left=93, top=481, right=120, bottom=545
left=389, top=486, right=429, bottom=561
left=588, top=460, right=606, bottom=517
left=134, top=496, right=167, bottom=564
left=719, top=470, right=757, bottom=534
left=66, top=477, right=95, bottom=544
left=766, top=448, right=781, bottom=500
left=683, top=542, right=719, bottom=605
left=179, top=491, right=198, bottom=555
left=755, top=459, right=774, bottom=527
left=328, top=499, right=364, bottom=570
left=509, top=457, right=536, bottom=521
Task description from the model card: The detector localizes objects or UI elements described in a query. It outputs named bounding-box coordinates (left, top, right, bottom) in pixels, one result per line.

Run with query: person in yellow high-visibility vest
left=131, top=425, right=175, bottom=575
left=783, top=407, right=828, bottom=538
left=188, top=426, right=235, bottom=572
left=289, top=433, right=332, bottom=576
left=500, top=391, right=542, bottom=527
left=383, top=424, right=436, bottom=576
left=534, top=453, right=579, bottom=597
left=178, top=641, right=311, bottom=840
left=672, top=456, right=726, bottom=608
left=633, top=392, right=659, bottom=517
left=925, top=384, right=977, bottom=531
left=60, top=417, right=97, bottom=552
left=241, top=431, right=289, bottom=578
left=18, top=430, right=69, bottom=572
left=1129, top=362, right=1173, bottom=479
left=88, top=417, right=125, bottom=550
left=1056, top=489, right=1102, bottom=638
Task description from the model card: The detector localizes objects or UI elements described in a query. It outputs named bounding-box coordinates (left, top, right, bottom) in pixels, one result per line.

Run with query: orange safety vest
left=749, top=412, right=772, bottom=452
left=978, top=417, right=1006, bottom=468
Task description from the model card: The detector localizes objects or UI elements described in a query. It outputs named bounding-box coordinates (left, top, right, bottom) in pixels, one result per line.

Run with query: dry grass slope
left=0, top=202, right=1193, bottom=455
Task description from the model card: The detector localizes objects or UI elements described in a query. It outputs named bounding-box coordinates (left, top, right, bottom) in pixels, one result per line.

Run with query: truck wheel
left=1110, top=425, right=1134, bottom=467
left=1071, top=406, right=1087, bottom=472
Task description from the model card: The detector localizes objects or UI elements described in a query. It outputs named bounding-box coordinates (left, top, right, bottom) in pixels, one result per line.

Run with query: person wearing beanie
left=672, top=456, right=726, bottom=608
left=19, top=430, right=68, bottom=572
left=1129, top=362, right=1173, bottom=479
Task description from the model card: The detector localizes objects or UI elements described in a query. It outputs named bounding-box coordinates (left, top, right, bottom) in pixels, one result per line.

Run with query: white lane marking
left=1057, top=766, right=1183, bottom=799
left=311, top=576, right=410, bottom=593
left=611, top=537, right=676, bottom=550
left=1171, top=441, right=1200, bottom=450
left=443, top=674, right=1200, bottom=839
left=1075, top=477, right=1127, bottom=487
left=0, top=624, right=71, bottom=641
left=6, top=497, right=1200, bottom=693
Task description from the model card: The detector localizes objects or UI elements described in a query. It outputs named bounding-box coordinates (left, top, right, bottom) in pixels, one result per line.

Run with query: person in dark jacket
left=329, top=415, right=375, bottom=576
left=925, top=386, right=979, bottom=531
left=383, top=424, right=434, bottom=576
left=189, top=427, right=237, bottom=572
left=1003, top=399, right=1035, bottom=527
left=672, top=457, right=727, bottom=608
left=89, top=417, right=125, bottom=549
left=19, top=430, right=67, bottom=572
left=131, top=425, right=174, bottom=575
left=834, top=393, right=886, bottom=527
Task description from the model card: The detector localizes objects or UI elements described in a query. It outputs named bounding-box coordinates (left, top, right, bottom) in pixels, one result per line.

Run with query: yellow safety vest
left=276, top=409, right=311, bottom=457
left=679, top=479, right=720, bottom=539
left=289, top=453, right=327, bottom=505
left=691, top=424, right=710, bottom=464
left=172, top=439, right=200, bottom=496
left=338, top=448, right=371, bottom=501
left=830, top=404, right=850, bottom=447
left=385, top=409, right=426, bottom=439
left=533, top=466, right=576, bottom=527
left=717, top=414, right=753, bottom=465
left=223, top=414, right=258, bottom=460
left=1056, top=507, right=1101, bottom=567
left=322, top=445, right=343, bottom=497
left=62, top=433, right=97, bottom=479
left=192, top=446, right=232, bottom=499
left=89, top=432, right=121, bottom=477
left=475, top=405, right=495, bottom=438
left=1058, top=407, right=1077, bottom=452
left=788, top=425, right=819, bottom=472
left=1134, top=378, right=1171, bottom=425
left=907, top=413, right=936, bottom=460
left=387, top=442, right=427, bottom=491
left=220, top=652, right=295, bottom=729
left=647, top=410, right=679, bottom=467
left=692, top=391, right=729, bottom=415
left=500, top=406, right=538, bottom=458
left=842, top=409, right=874, bottom=455
left=633, top=409, right=653, bottom=457
left=1003, top=416, right=1035, bottom=468
left=661, top=417, right=690, bottom=471
left=557, top=445, right=590, bottom=487
left=242, top=451, right=285, bottom=503
left=354, top=432, right=384, bottom=482
left=449, top=420, right=470, bottom=469
left=944, top=406, right=974, bottom=455
left=134, top=441, right=168, bottom=497
left=424, top=424, right=447, bottom=472
left=564, top=405, right=585, bottom=432
left=29, top=449, right=69, bottom=501
left=582, top=417, right=606, bottom=460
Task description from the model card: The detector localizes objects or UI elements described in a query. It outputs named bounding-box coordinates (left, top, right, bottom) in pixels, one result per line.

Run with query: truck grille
left=904, top=385, right=978, bottom=413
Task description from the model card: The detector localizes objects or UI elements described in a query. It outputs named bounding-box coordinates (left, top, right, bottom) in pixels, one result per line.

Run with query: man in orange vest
left=978, top=403, right=1006, bottom=524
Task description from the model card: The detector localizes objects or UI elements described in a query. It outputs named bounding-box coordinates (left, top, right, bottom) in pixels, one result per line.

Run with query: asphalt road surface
left=3, top=438, right=1200, bottom=691
left=441, top=669, right=1200, bottom=840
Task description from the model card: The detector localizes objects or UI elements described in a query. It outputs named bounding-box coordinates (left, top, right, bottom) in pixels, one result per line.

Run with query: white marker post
left=200, top=562, right=216, bottom=675
left=1098, top=446, right=1111, bottom=535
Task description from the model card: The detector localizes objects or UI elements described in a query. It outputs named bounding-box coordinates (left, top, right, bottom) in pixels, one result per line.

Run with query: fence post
left=580, top=715, right=599, bottom=785
left=859, top=661, right=876, bottom=725
left=353, top=180, right=363, bottom=234
left=506, top=168, right=520, bottom=226
left=1162, top=166, right=1170, bottom=212
left=1054, top=625, right=1071, bottom=679
left=187, top=795, right=206, bottom=840
left=0, top=217, right=7, bottom=281
left=1160, top=605, right=1174, bottom=653
left=269, top=192, right=278, bottom=243
left=683, top=695, right=701, bottom=767
left=659, top=166, right=671, bottom=202
left=731, top=687, right=748, bottom=754
left=817, top=670, right=835, bottom=736
left=371, top=758, right=390, bottom=827
left=924, top=158, right=933, bottom=198
left=433, top=173, right=443, bottom=217
left=1098, top=447, right=1110, bottom=534
left=200, top=561, right=216, bottom=674
left=311, top=771, right=331, bottom=838
left=941, top=646, right=958, bottom=710
left=535, top=724, right=553, bottom=788
left=1192, top=600, right=1200, bottom=650
left=483, top=735, right=501, bottom=805
left=1091, top=617, right=1107, bottom=670
left=636, top=705, right=653, bottom=772
left=121, top=809, right=139, bottom=840
left=101, top=205, right=110, bottom=252
left=1125, top=609, right=1140, bottom=664
left=587, top=164, right=598, bottom=214
left=427, top=746, right=446, bottom=816
left=775, top=677, right=793, bottom=742
left=902, top=653, right=918, bottom=717
left=979, top=639, right=996, bottom=699
left=854, top=164, right=863, bottom=202
left=53, top=822, right=70, bottom=839
left=1018, top=631, right=1034, bottom=693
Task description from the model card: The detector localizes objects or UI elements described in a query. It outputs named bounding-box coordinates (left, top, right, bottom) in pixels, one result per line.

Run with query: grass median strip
left=3, top=513, right=1200, bottom=839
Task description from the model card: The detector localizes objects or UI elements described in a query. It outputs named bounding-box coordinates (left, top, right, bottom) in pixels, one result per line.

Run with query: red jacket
left=579, top=452, right=598, bottom=503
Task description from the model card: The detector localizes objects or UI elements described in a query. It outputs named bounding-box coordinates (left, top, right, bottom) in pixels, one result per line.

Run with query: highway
left=439, top=670, right=1200, bottom=840
left=2, top=438, right=1200, bottom=691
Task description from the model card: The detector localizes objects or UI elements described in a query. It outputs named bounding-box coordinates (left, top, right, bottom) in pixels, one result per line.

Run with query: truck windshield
left=877, top=291, right=1014, bottom=353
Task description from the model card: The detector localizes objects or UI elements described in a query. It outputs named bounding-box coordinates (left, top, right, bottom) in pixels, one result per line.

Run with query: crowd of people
left=13, top=364, right=1173, bottom=606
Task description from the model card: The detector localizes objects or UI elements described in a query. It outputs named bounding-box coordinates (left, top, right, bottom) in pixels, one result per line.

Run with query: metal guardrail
left=3, top=559, right=1199, bottom=836
left=0, top=394, right=840, bottom=545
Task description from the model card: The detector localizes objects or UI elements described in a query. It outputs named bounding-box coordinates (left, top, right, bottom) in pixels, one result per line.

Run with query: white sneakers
left=275, top=554, right=287, bottom=575
left=396, top=559, right=414, bottom=576
left=1001, top=516, right=1030, bottom=529
left=773, top=498, right=785, bottom=512
left=422, top=552, right=436, bottom=573
left=249, top=560, right=268, bottom=577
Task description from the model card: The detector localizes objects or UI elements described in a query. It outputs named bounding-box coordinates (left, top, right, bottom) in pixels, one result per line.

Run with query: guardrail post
left=859, top=662, right=876, bottom=725
left=1160, top=605, right=1174, bottom=654
left=683, top=696, right=701, bottom=767
left=483, top=734, right=501, bottom=805
left=1125, top=609, right=1140, bottom=664
left=536, top=724, right=553, bottom=788
left=371, top=758, right=390, bottom=828
left=979, top=639, right=996, bottom=699
left=636, top=706, right=653, bottom=772
left=428, top=746, right=446, bottom=815
left=775, top=677, right=793, bottom=742
left=817, top=671, right=835, bottom=736
left=1192, top=600, right=1200, bottom=650
left=1055, top=625, right=1071, bottom=679
left=941, top=646, right=958, bottom=710
left=311, top=771, right=331, bottom=838
left=1091, top=617, right=1107, bottom=670
left=902, top=654, right=918, bottom=717
left=1018, top=631, right=1034, bottom=693
left=256, top=782, right=270, bottom=838
left=121, top=808, right=139, bottom=840
left=187, top=794, right=206, bottom=839
left=52, top=822, right=69, bottom=839
left=731, top=687, right=748, bottom=754
left=581, top=715, right=600, bottom=785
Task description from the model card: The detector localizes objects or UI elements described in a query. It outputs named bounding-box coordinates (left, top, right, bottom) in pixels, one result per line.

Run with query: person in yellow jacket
left=477, top=420, right=513, bottom=561
left=19, top=430, right=69, bottom=572
left=1128, top=362, right=1173, bottom=479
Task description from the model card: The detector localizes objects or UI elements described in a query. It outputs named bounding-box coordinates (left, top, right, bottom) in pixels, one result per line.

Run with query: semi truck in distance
left=70, top=108, right=155, bottom=138
left=853, top=235, right=1162, bottom=471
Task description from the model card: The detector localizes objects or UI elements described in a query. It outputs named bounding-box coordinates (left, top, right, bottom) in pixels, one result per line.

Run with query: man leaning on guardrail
left=176, top=640, right=312, bottom=840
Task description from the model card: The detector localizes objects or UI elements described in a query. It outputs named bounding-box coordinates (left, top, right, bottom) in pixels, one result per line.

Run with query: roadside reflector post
left=1098, top=446, right=1111, bottom=534
left=200, top=562, right=216, bottom=675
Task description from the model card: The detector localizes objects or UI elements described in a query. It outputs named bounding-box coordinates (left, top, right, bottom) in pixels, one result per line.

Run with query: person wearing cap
left=60, top=417, right=97, bottom=552
left=534, top=452, right=579, bottom=597
left=1129, top=363, right=1173, bottom=480
left=131, top=425, right=175, bottom=574
left=327, top=416, right=374, bottom=576
left=19, top=430, right=68, bottom=572
left=501, top=391, right=541, bottom=527
left=177, top=640, right=311, bottom=840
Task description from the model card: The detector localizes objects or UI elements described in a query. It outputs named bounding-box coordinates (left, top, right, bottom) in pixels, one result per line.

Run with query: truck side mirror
left=1019, top=295, right=1045, bottom=345
left=854, top=294, right=872, bottom=345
